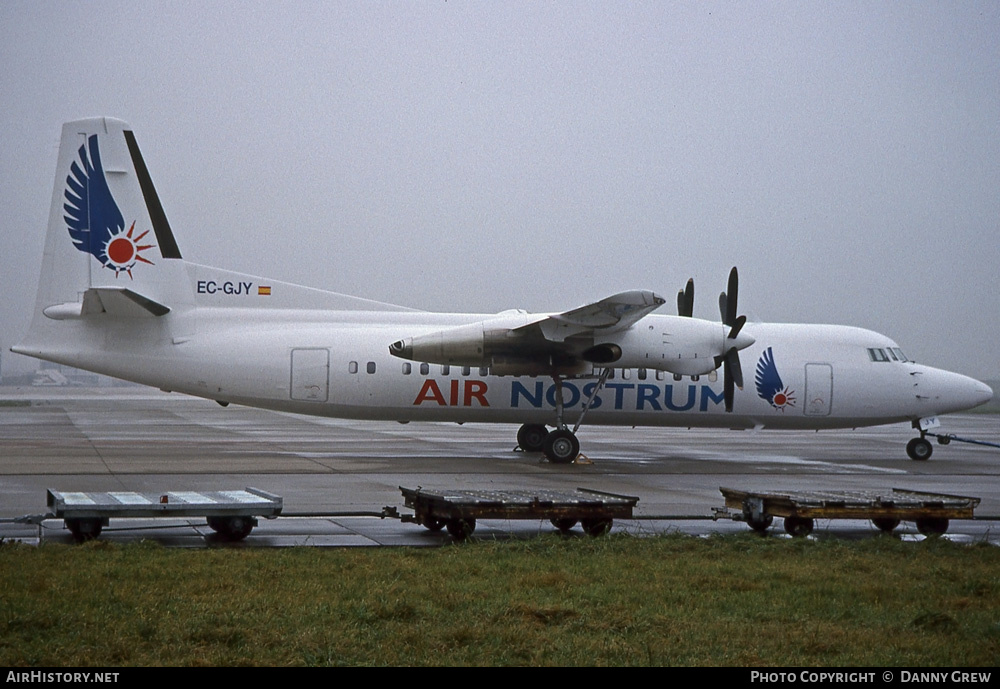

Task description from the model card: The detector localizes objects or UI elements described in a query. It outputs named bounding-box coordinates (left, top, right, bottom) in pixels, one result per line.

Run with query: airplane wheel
left=517, top=424, right=548, bottom=453
left=746, top=514, right=773, bottom=533
left=207, top=516, right=255, bottom=541
left=906, top=437, right=933, bottom=461
left=783, top=516, right=813, bottom=537
left=872, top=518, right=900, bottom=533
left=550, top=517, right=578, bottom=532
left=581, top=518, right=613, bottom=537
left=446, top=518, right=476, bottom=541
left=66, top=518, right=103, bottom=542
left=916, top=518, right=949, bottom=537
left=543, top=429, right=580, bottom=464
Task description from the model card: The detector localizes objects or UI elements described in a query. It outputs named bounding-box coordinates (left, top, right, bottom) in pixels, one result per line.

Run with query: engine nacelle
left=390, top=322, right=487, bottom=366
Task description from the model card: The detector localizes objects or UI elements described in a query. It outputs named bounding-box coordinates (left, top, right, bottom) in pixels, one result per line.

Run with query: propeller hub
left=730, top=329, right=755, bottom=352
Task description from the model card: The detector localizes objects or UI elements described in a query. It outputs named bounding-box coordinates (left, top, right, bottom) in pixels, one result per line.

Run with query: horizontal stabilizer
left=42, top=288, right=170, bottom=320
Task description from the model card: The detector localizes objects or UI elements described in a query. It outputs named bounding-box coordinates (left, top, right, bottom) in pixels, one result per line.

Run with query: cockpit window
left=868, top=347, right=908, bottom=363
left=867, top=348, right=890, bottom=362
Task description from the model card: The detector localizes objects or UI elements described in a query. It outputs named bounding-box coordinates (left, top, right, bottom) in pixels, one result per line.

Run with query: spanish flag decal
left=258, top=285, right=272, bottom=296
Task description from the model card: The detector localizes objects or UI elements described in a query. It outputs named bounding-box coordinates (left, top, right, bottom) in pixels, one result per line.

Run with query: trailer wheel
left=65, top=518, right=103, bottom=542
left=581, top=518, right=613, bottom=537
left=746, top=514, right=773, bottom=533
left=872, top=517, right=900, bottom=533
left=207, top=516, right=255, bottom=541
left=550, top=517, right=578, bottom=533
left=422, top=517, right=446, bottom=532
left=446, top=518, right=476, bottom=540
left=783, top=516, right=814, bottom=537
left=916, top=517, right=949, bottom=537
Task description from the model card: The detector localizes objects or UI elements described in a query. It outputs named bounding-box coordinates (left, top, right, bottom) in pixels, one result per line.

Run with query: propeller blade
left=677, top=279, right=694, bottom=317
left=729, top=314, right=746, bottom=341
left=727, top=347, right=744, bottom=389
left=725, top=266, right=738, bottom=327
left=718, top=291, right=727, bottom=323
left=723, top=358, right=735, bottom=412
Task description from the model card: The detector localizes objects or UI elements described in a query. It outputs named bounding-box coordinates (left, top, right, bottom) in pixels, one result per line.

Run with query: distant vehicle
left=13, top=118, right=993, bottom=462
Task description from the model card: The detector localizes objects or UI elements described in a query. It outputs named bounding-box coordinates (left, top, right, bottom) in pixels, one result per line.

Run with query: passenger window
left=402, top=362, right=411, bottom=374
left=462, top=366, right=471, bottom=376
left=441, top=365, right=450, bottom=375
left=420, top=363, right=429, bottom=375
left=607, top=369, right=615, bottom=380
left=621, top=369, right=631, bottom=380
left=367, top=362, right=376, bottom=374
left=479, top=366, right=489, bottom=376
left=348, top=361, right=358, bottom=374
left=638, top=368, right=647, bottom=380
left=655, top=370, right=665, bottom=381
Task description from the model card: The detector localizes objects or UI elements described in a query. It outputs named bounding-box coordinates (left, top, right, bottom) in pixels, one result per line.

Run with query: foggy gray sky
left=2, top=2, right=998, bottom=380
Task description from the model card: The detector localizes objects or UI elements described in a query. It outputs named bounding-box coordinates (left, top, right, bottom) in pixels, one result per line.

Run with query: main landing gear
left=516, top=369, right=611, bottom=464
left=518, top=423, right=581, bottom=464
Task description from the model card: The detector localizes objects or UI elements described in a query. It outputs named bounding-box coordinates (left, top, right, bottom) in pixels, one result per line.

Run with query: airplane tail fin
left=28, top=117, right=186, bottom=320
left=15, top=117, right=415, bottom=371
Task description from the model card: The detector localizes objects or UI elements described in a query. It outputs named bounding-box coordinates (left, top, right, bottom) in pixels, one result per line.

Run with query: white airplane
left=13, top=118, right=993, bottom=463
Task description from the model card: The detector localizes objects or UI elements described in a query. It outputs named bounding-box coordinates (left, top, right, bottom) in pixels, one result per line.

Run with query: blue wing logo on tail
left=64, top=134, right=155, bottom=278
left=755, top=347, right=796, bottom=411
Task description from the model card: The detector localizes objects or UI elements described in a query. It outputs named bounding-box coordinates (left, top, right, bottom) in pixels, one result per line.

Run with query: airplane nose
left=922, top=369, right=994, bottom=413
left=973, top=379, right=993, bottom=407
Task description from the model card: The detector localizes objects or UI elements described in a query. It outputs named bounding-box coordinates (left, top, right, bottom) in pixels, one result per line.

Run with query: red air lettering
left=413, top=380, right=447, bottom=405
left=464, top=380, right=489, bottom=406
left=413, top=379, right=490, bottom=407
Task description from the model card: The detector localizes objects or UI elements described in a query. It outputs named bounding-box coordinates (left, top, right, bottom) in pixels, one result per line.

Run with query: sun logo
left=103, top=221, right=155, bottom=278
left=769, top=385, right=796, bottom=411
left=755, top=347, right=797, bottom=411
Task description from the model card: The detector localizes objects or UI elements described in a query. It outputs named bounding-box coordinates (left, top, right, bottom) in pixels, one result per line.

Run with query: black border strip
left=123, top=129, right=182, bottom=259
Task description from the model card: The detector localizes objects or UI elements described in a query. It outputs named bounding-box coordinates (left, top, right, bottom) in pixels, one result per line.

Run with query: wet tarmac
left=1, top=387, right=998, bottom=546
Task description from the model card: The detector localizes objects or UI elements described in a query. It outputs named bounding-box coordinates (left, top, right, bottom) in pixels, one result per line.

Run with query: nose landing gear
left=906, top=436, right=933, bottom=461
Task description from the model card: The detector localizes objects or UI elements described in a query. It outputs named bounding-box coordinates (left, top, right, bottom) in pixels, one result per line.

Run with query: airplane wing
left=517, top=290, right=666, bottom=342
left=390, top=290, right=665, bottom=374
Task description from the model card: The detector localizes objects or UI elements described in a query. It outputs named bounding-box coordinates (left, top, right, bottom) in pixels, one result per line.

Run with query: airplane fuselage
left=24, top=303, right=987, bottom=432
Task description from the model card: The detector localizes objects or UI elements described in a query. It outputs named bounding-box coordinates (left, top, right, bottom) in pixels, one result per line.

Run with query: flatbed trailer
left=400, top=486, right=640, bottom=540
left=717, top=487, right=980, bottom=537
left=43, top=488, right=283, bottom=542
